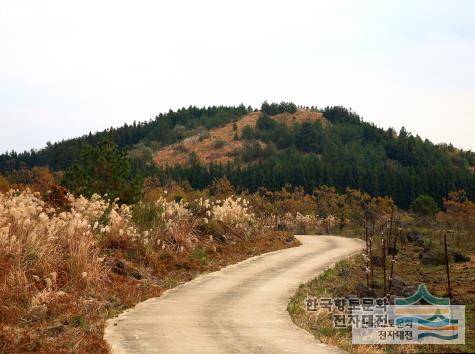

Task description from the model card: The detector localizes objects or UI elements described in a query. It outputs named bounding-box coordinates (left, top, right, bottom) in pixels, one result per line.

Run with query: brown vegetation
left=153, top=110, right=329, bottom=166
left=0, top=185, right=299, bottom=353
left=1, top=169, right=473, bottom=353
left=288, top=194, right=475, bottom=353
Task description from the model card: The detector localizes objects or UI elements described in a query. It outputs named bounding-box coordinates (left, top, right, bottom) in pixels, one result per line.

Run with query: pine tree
left=62, top=141, right=142, bottom=204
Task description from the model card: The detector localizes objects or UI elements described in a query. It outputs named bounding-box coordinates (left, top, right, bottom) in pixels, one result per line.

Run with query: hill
left=0, top=105, right=251, bottom=171
left=0, top=102, right=474, bottom=208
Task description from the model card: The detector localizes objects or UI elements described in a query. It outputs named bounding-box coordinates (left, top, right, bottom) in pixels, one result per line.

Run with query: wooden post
left=388, top=230, right=397, bottom=295
left=389, top=209, right=394, bottom=251
left=365, top=221, right=369, bottom=289
left=398, top=219, right=403, bottom=251
left=381, top=221, right=388, bottom=258
left=444, top=232, right=452, bottom=299
left=369, top=237, right=374, bottom=287
left=365, top=221, right=368, bottom=247
left=382, top=235, right=387, bottom=296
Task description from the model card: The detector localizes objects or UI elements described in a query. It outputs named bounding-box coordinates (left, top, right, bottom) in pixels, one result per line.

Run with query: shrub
left=128, top=143, right=154, bottom=173
left=256, top=114, right=278, bottom=131
left=175, top=143, right=190, bottom=154
left=193, top=247, right=207, bottom=265
left=411, top=195, right=438, bottom=217
left=154, top=196, right=191, bottom=220
left=420, top=249, right=446, bottom=265
left=212, top=197, right=254, bottom=226
left=200, top=219, right=225, bottom=237
left=209, top=177, right=235, bottom=197
left=132, top=202, right=162, bottom=230
left=241, top=142, right=264, bottom=162
left=172, top=125, right=187, bottom=140
left=213, top=139, right=226, bottom=149
left=241, top=125, right=255, bottom=140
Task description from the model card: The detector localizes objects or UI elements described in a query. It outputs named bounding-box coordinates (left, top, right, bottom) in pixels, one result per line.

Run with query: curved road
left=105, top=235, right=364, bottom=353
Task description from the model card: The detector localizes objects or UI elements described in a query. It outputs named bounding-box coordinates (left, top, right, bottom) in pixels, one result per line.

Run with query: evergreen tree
left=62, top=141, right=142, bottom=204
left=295, top=122, right=319, bottom=152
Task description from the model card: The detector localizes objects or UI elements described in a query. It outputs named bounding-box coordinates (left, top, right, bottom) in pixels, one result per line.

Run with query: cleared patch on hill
left=153, top=110, right=329, bottom=166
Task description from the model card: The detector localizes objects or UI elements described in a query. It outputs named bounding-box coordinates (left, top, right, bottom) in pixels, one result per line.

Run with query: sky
left=1, top=0, right=474, bottom=153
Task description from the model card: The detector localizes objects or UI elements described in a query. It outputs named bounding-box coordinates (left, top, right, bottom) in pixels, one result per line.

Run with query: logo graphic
left=394, top=284, right=449, bottom=305
left=393, top=284, right=463, bottom=343
left=352, top=284, right=465, bottom=345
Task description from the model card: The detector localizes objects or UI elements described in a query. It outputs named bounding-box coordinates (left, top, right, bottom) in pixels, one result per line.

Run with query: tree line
left=1, top=102, right=474, bottom=209
left=153, top=105, right=475, bottom=209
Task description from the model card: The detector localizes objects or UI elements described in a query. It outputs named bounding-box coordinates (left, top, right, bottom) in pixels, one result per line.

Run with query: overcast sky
left=1, top=0, right=474, bottom=153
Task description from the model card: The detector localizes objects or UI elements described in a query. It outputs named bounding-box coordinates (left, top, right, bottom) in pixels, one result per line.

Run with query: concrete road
left=105, top=235, right=364, bottom=353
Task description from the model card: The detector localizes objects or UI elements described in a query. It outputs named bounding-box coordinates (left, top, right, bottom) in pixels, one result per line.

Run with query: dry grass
left=288, top=237, right=475, bottom=353
left=272, top=110, right=329, bottom=127
left=153, top=110, right=330, bottom=166
left=154, top=112, right=262, bottom=166
left=288, top=258, right=387, bottom=354
left=0, top=189, right=298, bottom=353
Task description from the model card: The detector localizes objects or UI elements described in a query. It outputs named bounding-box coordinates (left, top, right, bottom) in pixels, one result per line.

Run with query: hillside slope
left=148, top=106, right=475, bottom=208
left=153, top=110, right=328, bottom=166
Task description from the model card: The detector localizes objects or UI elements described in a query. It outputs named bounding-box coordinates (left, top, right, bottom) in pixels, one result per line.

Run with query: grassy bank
left=288, top=235, right=475, bottom=354
left=0, top=189, right=299, bottom=353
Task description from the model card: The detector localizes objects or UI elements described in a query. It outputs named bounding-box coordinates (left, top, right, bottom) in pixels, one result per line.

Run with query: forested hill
left=1, top=102, right=474, bottom=208
left=0, top=105, right=251, bottom=171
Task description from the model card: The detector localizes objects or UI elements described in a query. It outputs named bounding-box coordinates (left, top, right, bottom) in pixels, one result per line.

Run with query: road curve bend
left=105, top=235, right=364, bottom=354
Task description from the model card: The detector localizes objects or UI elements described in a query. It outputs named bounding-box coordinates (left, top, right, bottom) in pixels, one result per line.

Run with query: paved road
left=105, top=235, right=364, bottom=354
